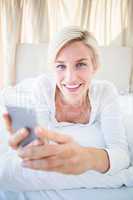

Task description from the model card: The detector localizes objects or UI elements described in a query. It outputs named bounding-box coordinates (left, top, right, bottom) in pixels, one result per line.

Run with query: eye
left=55, top=64, right=66, bottom=70
left=76, top=62, right=87, bottom=68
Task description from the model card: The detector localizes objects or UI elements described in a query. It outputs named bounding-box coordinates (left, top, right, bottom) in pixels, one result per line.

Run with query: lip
left=63, top=84, right=82, bottom=92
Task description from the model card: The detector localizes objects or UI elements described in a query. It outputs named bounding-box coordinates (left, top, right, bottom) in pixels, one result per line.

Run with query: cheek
left=55, top=72, right=64, bottom=85
left=79, top=69, right=93, bottom=82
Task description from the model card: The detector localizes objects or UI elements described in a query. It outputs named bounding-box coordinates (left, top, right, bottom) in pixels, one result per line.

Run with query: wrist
left=83, top=147, right=110, bottom=173
left=81, top=147, right=96, bottom=171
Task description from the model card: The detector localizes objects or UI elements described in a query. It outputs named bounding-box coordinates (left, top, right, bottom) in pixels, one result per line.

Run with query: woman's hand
left=18, top=127, right=94, bottom=174
left=3, top=114, right=109, bottom=174
left=2, top=113, right=42, bottom=150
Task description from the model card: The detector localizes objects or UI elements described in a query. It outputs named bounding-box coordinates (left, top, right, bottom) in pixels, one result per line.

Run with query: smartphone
left=6, top=106, right=38, bottom=147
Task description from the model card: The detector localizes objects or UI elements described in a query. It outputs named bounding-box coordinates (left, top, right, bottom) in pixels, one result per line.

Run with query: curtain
left=0, top=0, right=49, bottom=88
left=0, top=0, right=21, bottom=87
left=0, top=0, right=133, bottom=90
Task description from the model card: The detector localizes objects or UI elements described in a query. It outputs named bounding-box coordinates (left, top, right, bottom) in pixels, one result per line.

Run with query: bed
left=0, top=187, right=133, bottom=200
left=0, top=45, right=133, bottom=199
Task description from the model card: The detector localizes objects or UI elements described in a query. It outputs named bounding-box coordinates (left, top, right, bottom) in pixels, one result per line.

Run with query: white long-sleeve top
left=0, top=74, right=130, bottom=192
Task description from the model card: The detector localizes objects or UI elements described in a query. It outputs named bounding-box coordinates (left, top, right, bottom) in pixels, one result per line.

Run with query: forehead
left=55, top=41, right=93, bottom=61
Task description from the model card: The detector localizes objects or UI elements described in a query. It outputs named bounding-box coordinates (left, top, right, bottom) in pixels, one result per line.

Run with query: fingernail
left=3, top=112, right=9, bottom=116
left=36, top=127, right=42, bottom=132
left=35, top=127, right=43, bottom=136
left=32, top=140, right=40, bottom=146
left=20, top=128, right=26, bottom=133
left=20, top=128, right=28, bottom=135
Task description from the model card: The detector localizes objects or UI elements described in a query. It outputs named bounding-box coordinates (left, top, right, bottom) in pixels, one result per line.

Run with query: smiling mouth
left=63, top=84, right=82, bottom=91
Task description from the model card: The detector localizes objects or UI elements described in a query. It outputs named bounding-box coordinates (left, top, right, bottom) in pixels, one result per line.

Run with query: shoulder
left=33, top=73, right=55, bottom=88
left=10, top=73, right=55, bottom=95
left=32, top=73, right=56, bottom=105
left=90, top=80, right=119, bottom=111
left=33, top=74, right=55, bottom=91
left=91, top=79, right=118, bottom=98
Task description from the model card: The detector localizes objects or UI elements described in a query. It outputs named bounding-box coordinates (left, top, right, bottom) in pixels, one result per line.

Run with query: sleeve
left=0, top=149, right=125, bottom=192
left=0, top=78, right=35, bottom=108
left=0, top=150, right=86, bottom=191
left=99, top=82, right=130, bottom=175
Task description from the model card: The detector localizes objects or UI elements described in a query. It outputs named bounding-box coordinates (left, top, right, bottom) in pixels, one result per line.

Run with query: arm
left=0, top=144, right=124, bottom=192
left=0, top=116, right=126, bottom=191
left=21, top=82, right=130, bottom=175
left=82, top=147, right=110, bottom=173
left=99, top=83, right=130, bottom=175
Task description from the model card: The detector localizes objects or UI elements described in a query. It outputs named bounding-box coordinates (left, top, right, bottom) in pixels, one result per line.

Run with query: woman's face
left=54, top=41, right=97, bottom=104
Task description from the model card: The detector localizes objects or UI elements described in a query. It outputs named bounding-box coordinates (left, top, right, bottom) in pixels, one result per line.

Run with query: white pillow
left=122, top=113, right=133, bottom=165
left=119, top=94, right=133, bottom=165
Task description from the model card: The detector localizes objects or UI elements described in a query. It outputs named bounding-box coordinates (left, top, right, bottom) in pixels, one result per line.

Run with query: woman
left=1, top=26, right=130, bottom=194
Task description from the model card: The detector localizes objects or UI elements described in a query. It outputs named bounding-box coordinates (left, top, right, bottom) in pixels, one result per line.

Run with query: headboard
left=16, top=43, right=132, bottom=93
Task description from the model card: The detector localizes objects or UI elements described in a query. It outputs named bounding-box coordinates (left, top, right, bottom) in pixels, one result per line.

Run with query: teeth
left=65, top=84, right=80, bottom=89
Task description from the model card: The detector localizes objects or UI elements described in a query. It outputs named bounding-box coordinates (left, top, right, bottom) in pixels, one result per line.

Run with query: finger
left=21, top=156, right=63, bottom=171
left=9, top=128, right=29, bottom=149
left=26, top=139, right=44, bottom=147
left=30, top=134, right=49, bottom=145
left=35, top=127, right=72, bottom=144
left=18, top=143, right=60, bottom=160
left=3, top=113, right=13, bottom=133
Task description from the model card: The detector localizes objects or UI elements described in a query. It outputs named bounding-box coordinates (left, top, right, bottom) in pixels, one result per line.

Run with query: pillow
left=119, top=94, right=133, bottom=165
left=122, top=113, right=133, bottom=165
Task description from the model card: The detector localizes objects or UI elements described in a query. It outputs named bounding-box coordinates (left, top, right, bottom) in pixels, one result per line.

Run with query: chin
left=63, top=91, right=86, bottom=103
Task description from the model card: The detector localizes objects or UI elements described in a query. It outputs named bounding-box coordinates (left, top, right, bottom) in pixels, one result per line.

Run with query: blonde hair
left=48, top=26, right=100, bottom=69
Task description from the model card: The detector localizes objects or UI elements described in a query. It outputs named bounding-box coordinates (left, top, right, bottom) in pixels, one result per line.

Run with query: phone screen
left=6, top=106, right=38, bottom=147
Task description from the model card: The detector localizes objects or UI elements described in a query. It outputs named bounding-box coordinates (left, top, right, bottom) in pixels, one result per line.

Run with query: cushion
left=119, top=94, right=133, bottom=164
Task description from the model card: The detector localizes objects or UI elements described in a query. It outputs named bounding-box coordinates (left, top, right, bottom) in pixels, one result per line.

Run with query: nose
left=65, top=68, right=77, bottom=83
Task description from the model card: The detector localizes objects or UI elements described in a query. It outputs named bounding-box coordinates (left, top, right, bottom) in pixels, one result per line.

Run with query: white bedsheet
left=0, top=187, right=133, bottom=200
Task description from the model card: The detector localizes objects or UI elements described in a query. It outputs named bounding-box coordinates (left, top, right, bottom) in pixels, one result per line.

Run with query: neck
left=56, top=88, right=89, bottom=108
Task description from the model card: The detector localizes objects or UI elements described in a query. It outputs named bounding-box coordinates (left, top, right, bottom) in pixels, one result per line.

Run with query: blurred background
left=0, top=0, right=133, bottom=93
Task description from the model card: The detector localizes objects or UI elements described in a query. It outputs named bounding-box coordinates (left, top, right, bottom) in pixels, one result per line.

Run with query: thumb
left=3, top=113, right=13, bottom=134
left=35, top=127, right=72, bottom=144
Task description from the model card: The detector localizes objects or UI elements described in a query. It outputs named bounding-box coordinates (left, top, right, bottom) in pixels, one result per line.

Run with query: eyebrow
left=55, top=58, right=88, bottom=63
